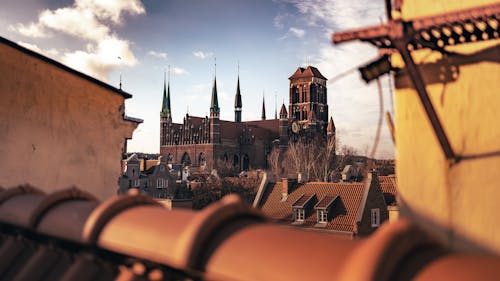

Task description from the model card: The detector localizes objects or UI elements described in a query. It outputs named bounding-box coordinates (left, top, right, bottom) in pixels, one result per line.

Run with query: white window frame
left=295, top=209, right=305, bottom=222
left=371, top=208, right=380, bottom=227
left=317, top=210, right=328, bottom=223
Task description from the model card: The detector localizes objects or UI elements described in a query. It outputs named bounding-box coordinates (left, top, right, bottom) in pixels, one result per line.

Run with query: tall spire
left=234, top=68, right=242, bottom=122
left=274, top=91, right=277, bottom=119
left=161, top=66, right=171, bottom=119
left=210, top=58, right=220, bottom=117
left=261, top=91, right=266, bottom=120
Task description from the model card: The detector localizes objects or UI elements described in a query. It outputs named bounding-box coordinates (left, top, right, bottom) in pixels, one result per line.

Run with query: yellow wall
left=393, top=0, right=500, bottom=254
left=0, top=42, right=138, bottom=199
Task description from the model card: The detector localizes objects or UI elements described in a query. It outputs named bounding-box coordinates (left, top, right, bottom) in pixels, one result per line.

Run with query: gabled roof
left=279, top=103, right=288, bottom=118
left=288, top=66, right=327, bottom=80
left=260, top=181, right=368, bottom=233
left=292, top=194, right=316, bottom=208
left=315, top=195, right=338, bottom=209
left=0, top=36, right=131, bottom=99
left=379, top=175, right=397, bottom=195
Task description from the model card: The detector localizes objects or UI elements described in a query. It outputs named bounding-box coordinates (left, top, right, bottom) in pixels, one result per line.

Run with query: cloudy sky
left=1, top=0, right=395, bottom=159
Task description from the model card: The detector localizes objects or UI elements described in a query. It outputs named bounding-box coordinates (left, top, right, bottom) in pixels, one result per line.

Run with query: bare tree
left=267, top=146, right=282, bottom=181
left=312, top=136, right=337, bottom=181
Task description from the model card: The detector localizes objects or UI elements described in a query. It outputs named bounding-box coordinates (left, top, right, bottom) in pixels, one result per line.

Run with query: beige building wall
left=0, top=40, right=139, bottom=199
left=393, top=0, right=500, bottom=254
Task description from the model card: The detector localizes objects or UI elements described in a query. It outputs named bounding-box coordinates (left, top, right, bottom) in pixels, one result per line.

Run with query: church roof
left=327, top=117, right=336, bottom=133
left=210, top=77, right=220, bottom=113
left=288, top=66, right=327, bottom=80
left=234, top=77, right=242, bottom=108
left=279, top=103, right=288, bottom=118
left=161, top=75, right=171, bottom=118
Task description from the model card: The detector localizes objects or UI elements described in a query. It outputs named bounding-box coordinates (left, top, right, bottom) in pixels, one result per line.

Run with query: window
left=317, top=210, right=328, bottom=223
left=371, top=208, right=380, bottom=227
left=157, top=178, right=168, bottom=189
left=295, top=209, right=305, bottom=222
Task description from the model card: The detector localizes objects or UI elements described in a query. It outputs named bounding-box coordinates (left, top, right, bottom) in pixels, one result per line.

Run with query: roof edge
left=0, top=36, right=132, bottom=99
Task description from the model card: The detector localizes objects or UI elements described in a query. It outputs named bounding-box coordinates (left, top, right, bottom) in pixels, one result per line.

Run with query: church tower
left=210, top=76, right=220, bottom=143
left=279, top=103, right=289, bottom=149
left=288, top=66, right=328, bottom=133
left=234, top=76, right=242, bottom=122
left=261, top=93, right=266, bottom=120
left=160, top=70, right=172, bottom=147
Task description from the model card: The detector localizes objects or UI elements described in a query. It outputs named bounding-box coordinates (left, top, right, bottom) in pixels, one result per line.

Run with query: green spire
left=161, top=71, right=171, bottom=118
left=210, top=77, right=220, bottom=114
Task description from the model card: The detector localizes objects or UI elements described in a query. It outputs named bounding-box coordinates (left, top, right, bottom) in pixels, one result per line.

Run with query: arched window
left=233, top=154, right=240, bottom=168
left=167, top=154, right=173, bottom=164
left=242, top=154, right=250, bottom=171
left=181, top=152, right=191, bottom=166
left=222, top=153, right=229, bottom=162
left=199, top=153, right=206, bottom=166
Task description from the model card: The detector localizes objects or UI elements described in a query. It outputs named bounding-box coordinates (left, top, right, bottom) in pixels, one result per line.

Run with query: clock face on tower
left=291, top=121, right=300, bottom=134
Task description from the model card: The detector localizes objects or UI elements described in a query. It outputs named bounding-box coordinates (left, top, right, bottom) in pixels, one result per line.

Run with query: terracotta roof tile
left=315, top=195, right=338, bottom=209
left=1, top=186, right=500, bottom=280
left=379, top=175, right=398, bottom=205
left=292, top=194, right=315, bottom=208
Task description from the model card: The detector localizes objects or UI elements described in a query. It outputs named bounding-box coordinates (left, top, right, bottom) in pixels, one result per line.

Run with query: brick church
left=159, top=65, right=335, bottom=171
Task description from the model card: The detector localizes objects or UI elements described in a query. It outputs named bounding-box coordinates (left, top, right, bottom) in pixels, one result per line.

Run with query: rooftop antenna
left=118, top=56, right=122, bottom=90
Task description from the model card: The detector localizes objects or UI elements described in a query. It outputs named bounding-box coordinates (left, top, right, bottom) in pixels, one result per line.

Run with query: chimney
left=281, top=178, right=289, bottom=201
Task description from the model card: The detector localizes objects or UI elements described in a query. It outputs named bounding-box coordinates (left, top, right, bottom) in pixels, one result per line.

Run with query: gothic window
left=181, top=152, right=191, bottom=166
left=199, top=153, right=206, bottom=166
left=233, top=154, right=240, bottom=168
left=242, top=154, right=250, bottom=171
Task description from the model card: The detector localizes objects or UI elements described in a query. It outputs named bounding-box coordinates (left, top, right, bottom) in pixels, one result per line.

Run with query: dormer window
left=314, top=195, right=338, bottom=226
left=295, top=209, right=305, bottom=221
left=317, top=210, right=328, bottom=223
left=291, top=194, right=316, bottom=223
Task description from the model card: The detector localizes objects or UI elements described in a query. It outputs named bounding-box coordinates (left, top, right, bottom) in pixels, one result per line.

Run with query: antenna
left=237, top=60, right=240, bottom=77
left=214, top=57, right=217, bottom=77
left=117, top=56, right=122, bottom=90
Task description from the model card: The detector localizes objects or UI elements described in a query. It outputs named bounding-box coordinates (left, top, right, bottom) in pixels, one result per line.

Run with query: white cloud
left=289, top=27, right=305, bottom=38
left=9, top=0, right=145, bottom=81
left=193, top=51, right=213, bottom=59
left=62, top=36, right=137, bottom=79
left=17, top=41, right=43, bottom=53
left=171, top=67, right=188, bottom=75
left=148, top=51, right=168, bottom=59
left=10, top=23, right=49, bottom=38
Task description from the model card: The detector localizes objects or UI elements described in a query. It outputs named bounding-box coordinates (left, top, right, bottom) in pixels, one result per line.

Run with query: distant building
left=119, top=154, right=192, bottom=208
left=255, top=173, right=388, bottom=236
left=0, top=36, right=140, bottom=199
left=159, top=66, right=335, bottom=171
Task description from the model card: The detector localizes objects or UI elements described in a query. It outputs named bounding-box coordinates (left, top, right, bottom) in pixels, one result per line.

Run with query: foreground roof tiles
left=0, top=185, right=499, bottom=280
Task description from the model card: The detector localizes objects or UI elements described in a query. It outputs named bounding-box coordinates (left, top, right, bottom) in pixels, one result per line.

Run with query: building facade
left=159, top=66, right=336, bottom=171
left=0, top=36, right=140, bottom=199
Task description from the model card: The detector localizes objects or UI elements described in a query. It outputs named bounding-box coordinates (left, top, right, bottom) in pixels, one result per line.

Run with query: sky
left=1, top=0, right=395, bottom=159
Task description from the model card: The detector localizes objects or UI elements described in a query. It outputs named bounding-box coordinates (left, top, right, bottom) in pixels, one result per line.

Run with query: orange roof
left=379, top=175, right=397, bottom=196
left=288, top=66, right=327, bottom=80
left=260, top=181, right=367, bottom=233
left=1, top=185, right=500, bottom=280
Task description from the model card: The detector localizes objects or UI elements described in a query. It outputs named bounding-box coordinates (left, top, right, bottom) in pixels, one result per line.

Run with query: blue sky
left=0, top=0, right=395, bottom=159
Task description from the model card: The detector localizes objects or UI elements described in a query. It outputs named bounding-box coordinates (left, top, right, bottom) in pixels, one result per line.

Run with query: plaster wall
left=394, top=0, right=500, bottom=254
left=0, top=42, right=138, bottom=199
